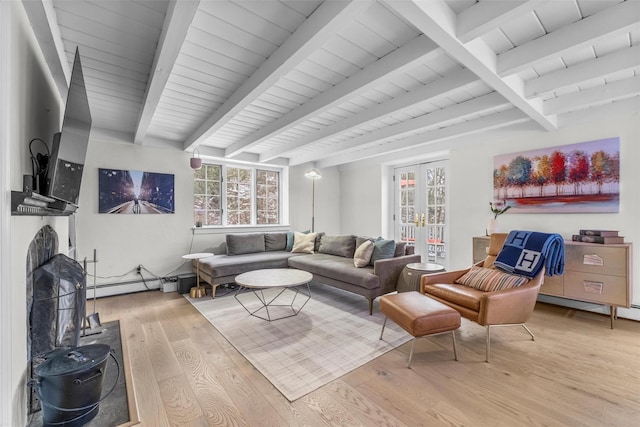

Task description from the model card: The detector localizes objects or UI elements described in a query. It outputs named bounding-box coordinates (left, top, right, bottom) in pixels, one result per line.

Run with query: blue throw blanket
left=494, top=231, right=565, bottom=278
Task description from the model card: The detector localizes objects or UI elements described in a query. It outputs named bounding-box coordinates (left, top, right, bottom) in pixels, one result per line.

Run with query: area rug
left=186, top=284, right=411, bottom=401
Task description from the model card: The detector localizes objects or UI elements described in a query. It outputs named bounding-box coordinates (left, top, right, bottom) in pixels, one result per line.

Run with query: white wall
left=2, top=3, right=67, bottom=424
left=339, top=165, right=385, bottom=237
left=289, top=164, right=341, bottom=234
left=76, top=137, right=196, bottom=286
left=340, top=114, right=640, bottom=315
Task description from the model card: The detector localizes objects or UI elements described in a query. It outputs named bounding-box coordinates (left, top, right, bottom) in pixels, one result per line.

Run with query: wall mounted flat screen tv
left=44, top=47, right=92, bottom=207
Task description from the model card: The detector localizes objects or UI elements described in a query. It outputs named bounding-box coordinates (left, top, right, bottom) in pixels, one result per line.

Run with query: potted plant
left=487, top=201, right=511, bottom=235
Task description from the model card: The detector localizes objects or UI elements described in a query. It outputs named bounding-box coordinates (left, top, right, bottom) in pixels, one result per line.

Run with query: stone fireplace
left=26, top=225, right=86, bottom=414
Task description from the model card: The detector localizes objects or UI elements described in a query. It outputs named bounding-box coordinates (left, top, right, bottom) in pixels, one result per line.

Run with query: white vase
left=486, top=218, right=499, bottom=235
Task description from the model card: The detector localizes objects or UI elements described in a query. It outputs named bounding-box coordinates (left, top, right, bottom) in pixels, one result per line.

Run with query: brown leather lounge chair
left=420, top=233, right=545, bottom=362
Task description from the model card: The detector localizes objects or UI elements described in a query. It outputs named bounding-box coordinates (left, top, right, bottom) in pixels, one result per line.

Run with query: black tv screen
left=45, top=47, right=92, bottom=206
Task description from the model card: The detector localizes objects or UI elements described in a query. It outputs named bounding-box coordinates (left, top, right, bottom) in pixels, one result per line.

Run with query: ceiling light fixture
left=190, top=148, right=202, bottom=170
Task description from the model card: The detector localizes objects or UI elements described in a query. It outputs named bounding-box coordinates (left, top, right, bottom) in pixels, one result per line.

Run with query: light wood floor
left=96, top=289, right=640, bottom=427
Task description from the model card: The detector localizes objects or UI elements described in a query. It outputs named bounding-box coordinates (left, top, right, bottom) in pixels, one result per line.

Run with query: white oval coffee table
left=234, top=269, right=312, bottom=321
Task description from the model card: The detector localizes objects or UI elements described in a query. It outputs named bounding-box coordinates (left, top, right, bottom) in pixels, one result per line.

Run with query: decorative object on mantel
left=190, top=147, right=202, bottom=170
left=486, top=200, right=511, bottom=235
left=572, top=229, right=624, bottom=244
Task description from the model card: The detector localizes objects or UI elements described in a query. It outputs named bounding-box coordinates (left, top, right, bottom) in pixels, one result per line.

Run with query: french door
left=395, top=161, right=449, bottom=267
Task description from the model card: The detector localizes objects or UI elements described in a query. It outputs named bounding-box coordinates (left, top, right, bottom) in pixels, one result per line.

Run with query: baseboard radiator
left=88, top=279, right=163, bottom=299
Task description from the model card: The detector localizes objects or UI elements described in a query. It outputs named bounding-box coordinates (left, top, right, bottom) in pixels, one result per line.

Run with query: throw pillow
left=291, top=232, right=317, bottom=254
left=455, top=265, right=527, bottom=292
left=285, top=231, right=294, bottom=251
left=394, top=241, right=407, bottom=257
left=318, top=235, right=356, bottom=258
left=353, top=240, right=375, bottom=268
left=369, top=238, right=396, bottom=265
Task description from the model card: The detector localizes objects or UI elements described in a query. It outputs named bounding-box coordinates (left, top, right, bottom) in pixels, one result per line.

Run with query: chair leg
left=451, top=330, right=458, bottom=361
left=486, top=325, right=491, bottom=363
left=379, top=317, right=387, bottom=340
left=485, top=324, right=535, bottom=362
left=522, top=324, right=535, bottom=341
left=368, top=298, right=374, bottom=315
left=407, top=338, right=416, bottom=369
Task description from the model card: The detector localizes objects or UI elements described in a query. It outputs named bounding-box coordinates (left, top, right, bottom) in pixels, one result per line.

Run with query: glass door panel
left=395, top=161, right=449, bottom=267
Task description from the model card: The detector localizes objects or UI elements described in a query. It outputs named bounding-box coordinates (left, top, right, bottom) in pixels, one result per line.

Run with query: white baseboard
left=87, top=279, right=162, bottom=299
left=538, top=295, right=640, bottom=322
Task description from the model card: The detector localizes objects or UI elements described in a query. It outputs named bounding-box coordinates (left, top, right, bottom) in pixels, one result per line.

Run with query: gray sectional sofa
left=194, top=232, right=421, bottom=314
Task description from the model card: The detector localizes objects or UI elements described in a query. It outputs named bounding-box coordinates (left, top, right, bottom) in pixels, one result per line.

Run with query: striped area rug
left=186, top=283, right=411, bottom=401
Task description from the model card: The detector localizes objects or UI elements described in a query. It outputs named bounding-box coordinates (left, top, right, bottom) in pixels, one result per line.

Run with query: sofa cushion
left=288, top=253, right=380, bottom=290
left=264, top=232, right=287, bottom=251
left=226, top=233, right=265, bottom=255
left=353, top=240, right=374, bottom=267
left=318, top=235, right=356, bottom=258
left=199, top=252, right=297, bottom=278
left=394, top=241, right=407, bottom=257
left=423, top=283, right=483, bottom=312
left=455, top=265, right=527, bottom=292
left=355, top=236, right=374, bottom=248
left=369, top=238, right=396, bottom=265
left=292, top=232, right=317, bottom=254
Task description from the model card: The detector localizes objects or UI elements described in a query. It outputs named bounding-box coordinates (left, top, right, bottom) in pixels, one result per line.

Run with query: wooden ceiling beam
left=183, top=0, right=373, bottom=152
left=525, top=45, right=640, bottom=98
left=290, top=92, right=510, bottom=166
left=544, top=75, right=640, bottom=115
left=226, top=33, right=439, bottom=158
left=457, top=0, right=539, bottom=42
left=134, top=0, right=200, bottom=145
left=258, top=56, right=471, bottom=162
left=558, top=96, right=640, bottom=128
left=22, top=0, right=70, bottom=101
left=498, top=0, right=640, bottom=76
left=382, top=0, right=557, bottom=131
left=315, top=108, right=528, bottom=168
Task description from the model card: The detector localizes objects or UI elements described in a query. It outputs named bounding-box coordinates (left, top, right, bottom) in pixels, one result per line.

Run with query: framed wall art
left=493, top=137, right=620, bottom=213
left=98, top=168, right=175, bottom=214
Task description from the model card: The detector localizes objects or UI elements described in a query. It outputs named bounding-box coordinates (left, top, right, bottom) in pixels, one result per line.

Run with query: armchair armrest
left=374, top=254, right=421, bottom=293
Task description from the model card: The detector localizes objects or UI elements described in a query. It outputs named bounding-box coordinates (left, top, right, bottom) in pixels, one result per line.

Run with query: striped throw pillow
left=455, top=265, right=527, bottom=292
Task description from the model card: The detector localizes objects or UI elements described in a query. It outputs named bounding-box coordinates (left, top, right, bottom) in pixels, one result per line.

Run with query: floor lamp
left=304, top=168, right=321, bottom=232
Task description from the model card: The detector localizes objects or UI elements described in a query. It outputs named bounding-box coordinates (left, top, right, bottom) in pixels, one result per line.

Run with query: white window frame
left=194, top=160, right=288, bottom=229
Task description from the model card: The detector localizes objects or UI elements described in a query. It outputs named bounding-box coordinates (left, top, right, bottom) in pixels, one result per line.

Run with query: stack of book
left=572, top=230, right=624, bottom=244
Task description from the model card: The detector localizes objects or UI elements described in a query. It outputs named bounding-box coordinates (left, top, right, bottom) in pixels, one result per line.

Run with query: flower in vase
left=489, top=200, right=511, bottom=219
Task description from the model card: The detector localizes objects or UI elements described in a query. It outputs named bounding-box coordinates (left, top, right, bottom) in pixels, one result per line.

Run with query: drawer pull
left=583, top=281, right=604, bottom=294
left=583, top=254, right=603, bottom=266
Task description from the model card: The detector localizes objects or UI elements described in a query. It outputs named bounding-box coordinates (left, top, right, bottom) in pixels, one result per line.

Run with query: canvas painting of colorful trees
left=493, top=137, right=620, bottom=213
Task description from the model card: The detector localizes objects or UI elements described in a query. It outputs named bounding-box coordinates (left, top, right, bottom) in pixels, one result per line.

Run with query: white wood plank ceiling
left=25, top=0, right=640, bottom=168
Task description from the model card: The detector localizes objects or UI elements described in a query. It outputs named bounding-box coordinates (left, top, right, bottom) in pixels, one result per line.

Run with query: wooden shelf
left=11, top=191, right=77, bottom=216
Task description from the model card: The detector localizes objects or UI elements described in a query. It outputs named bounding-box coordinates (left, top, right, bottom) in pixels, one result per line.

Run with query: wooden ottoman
left=379, top=291, right=461, bottom=368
